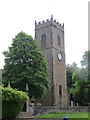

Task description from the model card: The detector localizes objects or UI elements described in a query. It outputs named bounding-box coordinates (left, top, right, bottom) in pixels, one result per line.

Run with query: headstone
left=76, top=103, right=79, bottom=106
left=71, top=100, right=73, bottom=107
left=29, top=103, right=34, bottom=115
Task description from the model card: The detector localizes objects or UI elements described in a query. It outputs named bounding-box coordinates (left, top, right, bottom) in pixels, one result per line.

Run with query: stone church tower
left=35, top=16, right=68, bottom=106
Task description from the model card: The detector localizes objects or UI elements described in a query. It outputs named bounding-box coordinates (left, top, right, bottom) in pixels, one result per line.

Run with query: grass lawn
left=36, top=112, right=89, bottom=120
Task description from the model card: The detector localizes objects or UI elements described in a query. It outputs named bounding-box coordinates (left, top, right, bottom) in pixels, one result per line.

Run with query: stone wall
left=15, top=118, right=88, bottom=120
left=34, top=106, right=89, bottom=115
left=14, top=106, right=89, bottom=120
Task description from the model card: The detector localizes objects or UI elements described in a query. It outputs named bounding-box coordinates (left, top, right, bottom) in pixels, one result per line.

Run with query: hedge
left=2, top=86, right=28, bottom=120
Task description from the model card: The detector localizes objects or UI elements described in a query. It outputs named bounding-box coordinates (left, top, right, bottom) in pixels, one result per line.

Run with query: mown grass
left=36, top=112, right=89, bottom=119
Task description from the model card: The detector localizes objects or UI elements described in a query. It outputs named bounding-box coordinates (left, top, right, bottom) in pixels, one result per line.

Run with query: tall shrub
left=2, top=86, right=28, bottom=120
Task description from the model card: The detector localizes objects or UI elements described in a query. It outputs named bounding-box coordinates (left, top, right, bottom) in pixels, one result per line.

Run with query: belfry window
left=57, top=35, right=60, bottom=46
left=59, top=84, right=62, bottom=96
left=41, top=34, right=46, bottom=42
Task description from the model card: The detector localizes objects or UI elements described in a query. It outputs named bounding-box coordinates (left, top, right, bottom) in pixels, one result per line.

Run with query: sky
left=0, top=0, right=89, bottom=69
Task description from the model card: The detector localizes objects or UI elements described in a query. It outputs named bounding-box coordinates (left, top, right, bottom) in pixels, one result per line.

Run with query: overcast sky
left=0, top=0, right=88, bottom=69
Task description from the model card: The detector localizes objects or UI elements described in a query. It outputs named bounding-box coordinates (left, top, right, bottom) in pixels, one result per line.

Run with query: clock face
left=58, top=52, right=62, bottom=61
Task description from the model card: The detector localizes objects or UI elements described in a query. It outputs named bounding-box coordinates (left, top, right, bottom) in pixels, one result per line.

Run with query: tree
left=69, top=51, right=90, bottom=105
left=66, top=62, right=78, bottom=101
left=66, top=62, right=78, bottom=90
left=80, top=51, right=89, bottom=68
left=70, top=67, right=88, bottom=105
left=2, top=31, right=49, bottom=99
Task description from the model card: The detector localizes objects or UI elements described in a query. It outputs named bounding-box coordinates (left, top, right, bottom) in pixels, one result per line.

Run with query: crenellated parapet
left=35, top=15, right=64, bottom=32
left=35, top=16, right=68, bottom=106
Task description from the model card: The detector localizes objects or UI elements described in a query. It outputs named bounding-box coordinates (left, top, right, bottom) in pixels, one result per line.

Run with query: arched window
left=59, top=84, right=62, bottom=96
left=41, top=34, right=46, bottom=42
left=57, top=35, right=60, bottom=46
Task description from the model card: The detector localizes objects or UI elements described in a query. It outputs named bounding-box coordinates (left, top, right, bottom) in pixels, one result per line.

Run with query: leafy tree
left=70, top=68, right=89, bottom=105
left=81, top=50, right=90, bottom=80
left=66, top=62, right=78, bottom=101
left=69, top=51, right=90, bottom=105
left=71, top=79, right=89, bottom=106
left=80, top=51, right=89, bottom=68
left=66, top=62, right=78, bottom=90
left=2, top=32, right=49, bottom=99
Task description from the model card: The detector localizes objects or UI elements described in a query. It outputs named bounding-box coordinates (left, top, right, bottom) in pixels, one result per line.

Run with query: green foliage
left=80, top=51, right=89, bottom=67
left=66, top=62, right=78, bottom=100
left=2, top=86, right=28, bottom=120
left=70, top=78, right=89, bottom=105
left=66, top=51, right=90, bottom=106
left=66, top=62, right=78, bottom=90
left=2, top=31, right=49, bottom=98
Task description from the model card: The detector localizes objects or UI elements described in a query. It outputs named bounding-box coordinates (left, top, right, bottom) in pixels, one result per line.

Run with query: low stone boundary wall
left=15, top=118, right=63, bottom=120
left=35, top=106, right=89, bottom=115
left=14, top=106, right=89, bottom=120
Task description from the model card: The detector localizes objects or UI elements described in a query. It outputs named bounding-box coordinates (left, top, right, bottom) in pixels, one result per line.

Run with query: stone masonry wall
left=35, top=106, right=89, bottom=116
left=35, top=16, right=68, bottom=106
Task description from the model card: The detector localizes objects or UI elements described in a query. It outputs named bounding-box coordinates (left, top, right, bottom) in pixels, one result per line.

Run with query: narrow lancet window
left=41, top=34, right=46, bottom=42
left=59, top=84, right=62, bottom=96
left=57, top=35, right=60, bottom=46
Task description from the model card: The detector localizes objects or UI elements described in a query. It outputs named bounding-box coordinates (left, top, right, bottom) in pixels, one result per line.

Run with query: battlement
left=35, top=15, right=64, bottom=31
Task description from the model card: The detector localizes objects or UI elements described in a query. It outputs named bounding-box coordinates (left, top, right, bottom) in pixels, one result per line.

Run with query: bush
left=2, top=86, right=28, bottom=120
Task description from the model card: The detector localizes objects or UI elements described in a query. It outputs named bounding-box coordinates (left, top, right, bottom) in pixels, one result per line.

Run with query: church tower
left=35, top=16, right=68, bottom=106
